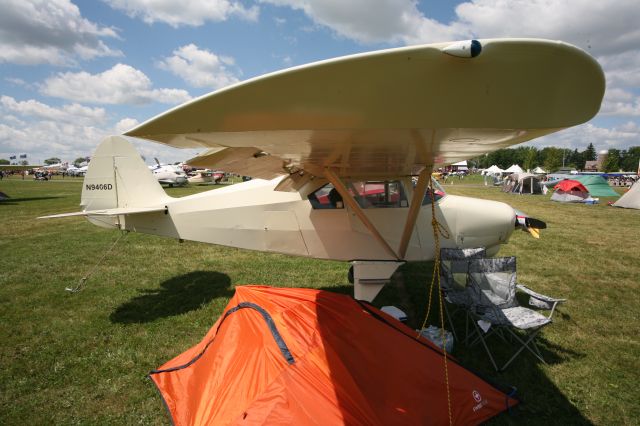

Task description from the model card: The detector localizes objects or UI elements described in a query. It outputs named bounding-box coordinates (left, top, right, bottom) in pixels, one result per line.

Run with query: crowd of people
left=607, top=176, right=638, bottom=187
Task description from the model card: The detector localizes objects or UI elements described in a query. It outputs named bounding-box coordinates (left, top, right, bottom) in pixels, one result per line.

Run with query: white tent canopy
left=485, top=165, right=504, bottom=173
left=613, top=181, right=640, bottom=209
left=532, top=166, right=547, bottom=174
left=505, top=164, right=524, bottom=174
left=452, top=160, right=468, bottom=170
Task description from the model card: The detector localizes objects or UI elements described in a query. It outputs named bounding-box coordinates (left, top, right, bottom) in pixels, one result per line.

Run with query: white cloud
left=0, top=0, right=121, bottom=66
left=453, top=0, right=640, bottom=57
left=104, top=0, right=259, bottom=27
left=261, top=0, right=456, bottom=44
left=601, top=89, right=640, bottom=117
left=263, top=0, right=640, bottom=56
left=40, top=64, right=192, bottom=105
left=115, top=118, right=140, bottom=134
left=157, top=44, right=240, bottom=89
left=1, top=96, right=107, bottom=126
left=528, top=122, right=640, bottom=151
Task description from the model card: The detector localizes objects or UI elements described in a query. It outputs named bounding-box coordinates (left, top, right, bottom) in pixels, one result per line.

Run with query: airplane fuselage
left=97, top=176, right=515, bottom=262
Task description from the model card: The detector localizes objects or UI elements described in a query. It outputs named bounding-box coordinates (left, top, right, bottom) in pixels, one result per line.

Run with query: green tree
left=44, top=157, right=61, bottom=165
left=602, top=149, right=621, bottom=172
left=567, top=149, right=584, bottom=170
left=620, top=146, right=640, bottom=172
left=582, top=143, right=597, bottom=162
left=73, top=157, right=88, bottom=167
left=541, top=147, right=563, bottom=172
left=0, top=158, right=9, bottom=165
left=523, top=148, right=538, bottom=171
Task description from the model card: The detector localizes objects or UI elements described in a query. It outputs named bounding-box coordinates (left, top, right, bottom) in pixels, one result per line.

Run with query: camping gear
left=501, top=173, right=543, bottom=194
left=465, top=258, right=566, bottom=372
left=380, top=305, right=408, bottom=322
left=572, top=175, right=619, bottom=197
left=418, top=326, right=454, bottom=353
left=551, top=179, right=590, bottom=203
left=613, top=180, right=640, bottom=209
left=150, top=286, right=519, bottom=425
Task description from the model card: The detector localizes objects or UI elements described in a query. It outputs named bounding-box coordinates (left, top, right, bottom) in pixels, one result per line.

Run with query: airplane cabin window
left=308, top=180, right=408, bottom=209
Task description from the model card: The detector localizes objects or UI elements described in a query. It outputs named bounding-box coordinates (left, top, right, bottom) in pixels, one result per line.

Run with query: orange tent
left=150, top=286, right=519, bottom=425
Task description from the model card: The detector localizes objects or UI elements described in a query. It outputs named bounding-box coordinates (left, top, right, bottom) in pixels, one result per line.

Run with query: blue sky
left=1, top=0, right=639, bottom=164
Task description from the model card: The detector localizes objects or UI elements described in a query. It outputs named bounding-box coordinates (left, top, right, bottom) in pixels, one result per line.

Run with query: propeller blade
left=514, top=210, right=547, bottom=238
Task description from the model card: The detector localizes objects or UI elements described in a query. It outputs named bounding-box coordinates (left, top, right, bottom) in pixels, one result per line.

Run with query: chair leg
left=501, top=328, right=545, bottom=371
left=470, top=319, right=499, bottom=371
left=443, top=302, right=458, bottom=342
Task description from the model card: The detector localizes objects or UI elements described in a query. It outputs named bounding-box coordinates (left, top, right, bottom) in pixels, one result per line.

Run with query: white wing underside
left=126, top=39, right=604, bottom=180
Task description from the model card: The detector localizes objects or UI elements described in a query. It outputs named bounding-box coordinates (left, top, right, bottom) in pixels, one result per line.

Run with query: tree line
left=470, top=143, right=640, bottom=173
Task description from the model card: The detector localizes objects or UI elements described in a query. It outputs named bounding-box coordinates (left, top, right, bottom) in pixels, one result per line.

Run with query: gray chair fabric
left=439, top=248, right=486, bottom=339
left=466, top=257, right=566, bottom=371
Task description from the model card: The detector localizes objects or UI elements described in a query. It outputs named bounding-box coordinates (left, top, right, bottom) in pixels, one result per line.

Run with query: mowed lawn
left=0, top=176, right=638, bottom=425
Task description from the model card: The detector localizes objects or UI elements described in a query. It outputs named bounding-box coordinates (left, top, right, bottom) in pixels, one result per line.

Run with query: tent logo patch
left=472, top=390, right=488, bottom=412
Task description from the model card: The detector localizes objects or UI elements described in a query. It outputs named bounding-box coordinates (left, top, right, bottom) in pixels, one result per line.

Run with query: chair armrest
left=517, top=284, right=566, bottom=319
left=517, top=284, right=566, bottom=303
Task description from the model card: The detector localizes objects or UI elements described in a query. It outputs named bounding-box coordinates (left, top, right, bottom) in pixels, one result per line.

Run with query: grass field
left=1, top=175, right=638, bottom=425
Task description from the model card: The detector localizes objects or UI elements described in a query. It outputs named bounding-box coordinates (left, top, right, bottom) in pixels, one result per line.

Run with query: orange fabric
left=151, top=286, right=519, bottom=425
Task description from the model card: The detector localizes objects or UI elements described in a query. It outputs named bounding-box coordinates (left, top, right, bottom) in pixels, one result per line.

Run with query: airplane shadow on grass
left=110, top=271, right=233, bottom=324
left=0, top=195, right=62, bottom=205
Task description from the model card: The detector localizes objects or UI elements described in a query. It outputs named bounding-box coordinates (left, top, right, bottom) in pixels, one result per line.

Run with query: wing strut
left=323, top=168, right=400, bottom=261
left=398, top=167, right=431, bottom=259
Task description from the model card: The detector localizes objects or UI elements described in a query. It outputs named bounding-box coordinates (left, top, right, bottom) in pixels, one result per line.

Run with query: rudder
left=81, top=135, right=170, bottom=212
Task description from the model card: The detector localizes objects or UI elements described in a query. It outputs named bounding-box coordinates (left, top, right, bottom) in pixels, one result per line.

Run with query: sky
left=1, top=0, right=639, bottom=165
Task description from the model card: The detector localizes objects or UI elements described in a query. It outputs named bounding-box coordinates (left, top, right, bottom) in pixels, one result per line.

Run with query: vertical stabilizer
left=81, top=136, right=170, bottom=212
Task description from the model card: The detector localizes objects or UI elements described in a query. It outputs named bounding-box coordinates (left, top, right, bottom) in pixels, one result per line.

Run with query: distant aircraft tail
left=81, top=135, right=170, bottom=212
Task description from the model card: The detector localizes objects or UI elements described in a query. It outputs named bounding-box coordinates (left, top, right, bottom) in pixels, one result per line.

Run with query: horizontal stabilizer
left=38, top=206, right=166, bottom=219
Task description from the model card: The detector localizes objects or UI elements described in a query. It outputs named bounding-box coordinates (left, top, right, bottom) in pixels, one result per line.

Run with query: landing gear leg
left=350, top=261, right=405, bottom=302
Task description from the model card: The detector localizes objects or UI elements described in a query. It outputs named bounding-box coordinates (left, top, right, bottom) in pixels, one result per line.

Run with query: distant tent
left=532, top=166, right=547, bottom=174
left=483, top=165, right=503, bottom=175
left=573, top=175, right=619, bottom=197
left=452, top=160, right=468, bottom=171
left=551, top=180, right=589, bottom=202
left=502, top=173, right=543, bottom=194
left=613, top=181, right=640, bottom=209
left=150, top=286, right=519, bottom=425
left=505, top=164, right=524, bottom=174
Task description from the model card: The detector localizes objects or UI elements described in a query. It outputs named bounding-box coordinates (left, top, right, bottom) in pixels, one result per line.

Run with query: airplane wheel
left=348, top=265, right=354, bottom=284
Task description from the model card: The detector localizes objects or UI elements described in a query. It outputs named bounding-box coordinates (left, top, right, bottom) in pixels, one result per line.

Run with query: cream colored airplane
left=41, top=39, right=604, bottom=301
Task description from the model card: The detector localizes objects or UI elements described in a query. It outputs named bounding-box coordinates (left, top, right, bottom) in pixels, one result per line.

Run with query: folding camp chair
left=466, top=257, right=566, bottom=372
left=439, top=247, right=486, bottom=341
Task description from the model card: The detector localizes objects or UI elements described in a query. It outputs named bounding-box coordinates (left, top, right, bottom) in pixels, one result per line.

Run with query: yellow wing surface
left=126, top=39, right=604, bottom=179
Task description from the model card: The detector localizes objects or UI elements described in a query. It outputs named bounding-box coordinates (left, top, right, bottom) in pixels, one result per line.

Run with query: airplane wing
left=126, top=39, right=604, bottom=179
left=38, top=206, right=167, bottom=219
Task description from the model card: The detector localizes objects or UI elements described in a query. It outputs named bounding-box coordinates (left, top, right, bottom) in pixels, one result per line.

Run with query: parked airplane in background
left=41, top=39, right=605, bottom=300
left=149, top=159, right=188, bottom=187
left=66, top=165, right=88, bottom=177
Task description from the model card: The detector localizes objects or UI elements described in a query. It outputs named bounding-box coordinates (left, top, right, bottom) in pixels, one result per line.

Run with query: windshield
left=420, top=177, right=446, bottom=205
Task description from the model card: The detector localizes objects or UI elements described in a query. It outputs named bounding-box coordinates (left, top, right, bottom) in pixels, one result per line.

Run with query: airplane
left=66, top=164, right=89, bottom=177
left=40, top=39, right=605, bottom=301
left=149, top=159, right=188, bottom=187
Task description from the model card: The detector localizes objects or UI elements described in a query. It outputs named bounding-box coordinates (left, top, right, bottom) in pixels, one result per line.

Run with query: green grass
left=0, top=176, right=638, bottom=425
